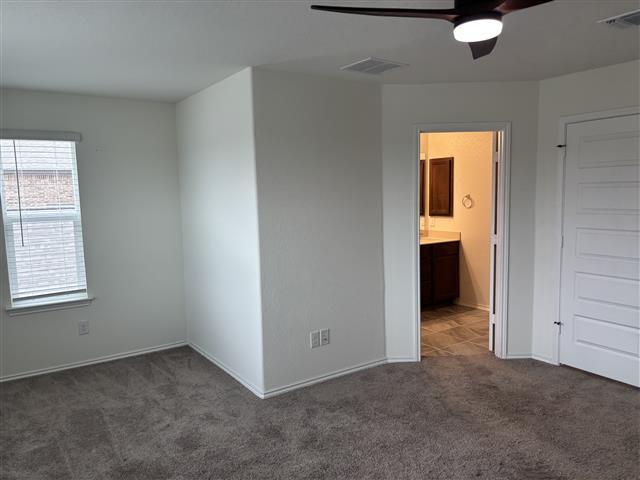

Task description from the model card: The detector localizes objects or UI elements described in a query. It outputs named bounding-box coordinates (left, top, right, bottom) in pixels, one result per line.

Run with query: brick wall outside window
left=2, top=170, right=75, bottom=211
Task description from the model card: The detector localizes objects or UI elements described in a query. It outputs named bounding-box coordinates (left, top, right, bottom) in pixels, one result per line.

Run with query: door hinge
left=491, top=323, right=496, bottom=351
left=561, top=235, right=564, bottom=249
left=557, top=144, right=567, bottom=160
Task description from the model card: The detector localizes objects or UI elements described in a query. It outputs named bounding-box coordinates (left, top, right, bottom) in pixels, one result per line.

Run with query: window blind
left=0, top=138, right=88, bottom=304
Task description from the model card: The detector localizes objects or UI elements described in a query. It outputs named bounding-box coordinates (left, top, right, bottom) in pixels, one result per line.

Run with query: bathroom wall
left=423, top=132, right=494, bottom=310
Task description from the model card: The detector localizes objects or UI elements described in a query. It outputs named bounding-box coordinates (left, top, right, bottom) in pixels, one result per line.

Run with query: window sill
left=6, top=295, right=95, bottom=317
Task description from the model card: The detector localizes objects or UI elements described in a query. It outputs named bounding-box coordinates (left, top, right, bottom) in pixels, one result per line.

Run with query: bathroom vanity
left=420, top=234, right=460, bottom=308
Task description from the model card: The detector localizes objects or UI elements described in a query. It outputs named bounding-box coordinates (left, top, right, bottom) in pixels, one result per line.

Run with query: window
left=0, top=132, right=88, bottom=308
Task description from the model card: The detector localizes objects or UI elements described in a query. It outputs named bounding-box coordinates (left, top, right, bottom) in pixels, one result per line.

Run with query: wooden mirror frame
left=419, top=159, right=425, bottom=216
left=428, top=157, right=454, bottom=216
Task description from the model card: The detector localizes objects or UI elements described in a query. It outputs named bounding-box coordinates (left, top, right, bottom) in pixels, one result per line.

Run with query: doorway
left=414, top=123, right=510, bottom=360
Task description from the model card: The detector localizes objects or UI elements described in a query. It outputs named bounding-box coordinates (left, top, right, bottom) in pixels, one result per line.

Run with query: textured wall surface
left=0, top=89, right=186, bottom=378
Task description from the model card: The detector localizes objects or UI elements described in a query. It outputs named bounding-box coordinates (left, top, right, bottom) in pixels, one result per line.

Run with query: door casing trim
left=554, top=106, right=640, bottom=365
left=413, top=122, right=511, bottom=360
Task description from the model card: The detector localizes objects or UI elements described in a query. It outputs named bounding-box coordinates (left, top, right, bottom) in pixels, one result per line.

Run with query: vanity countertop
left=420, top=236, right=459, bottom=245
left=419, top=230, right=461, bottom=245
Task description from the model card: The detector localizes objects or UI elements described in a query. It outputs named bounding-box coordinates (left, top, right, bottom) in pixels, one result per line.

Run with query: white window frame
left=0, top=130, right=94, bottom=316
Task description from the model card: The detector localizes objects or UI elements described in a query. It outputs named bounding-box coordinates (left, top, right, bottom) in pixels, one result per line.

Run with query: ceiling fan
left=311, top=0, right=553, bottom=59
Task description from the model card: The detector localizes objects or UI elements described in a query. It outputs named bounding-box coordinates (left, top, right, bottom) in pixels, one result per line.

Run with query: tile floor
left=421, top=304, right=489, bottom=357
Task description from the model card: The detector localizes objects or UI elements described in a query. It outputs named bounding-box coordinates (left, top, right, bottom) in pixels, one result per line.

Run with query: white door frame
left=413, top=122, right=511, bottom=360
left=554, top=106, right=640, bottom=365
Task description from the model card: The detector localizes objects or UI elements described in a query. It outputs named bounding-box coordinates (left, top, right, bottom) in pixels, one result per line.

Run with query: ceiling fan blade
left=468, top=37, right=498, bottom=59
left=310, top=5, right=458, bottom=22
left=497, top=0, right=553, bottom=14
left=454, top=0, right=506, bottom=13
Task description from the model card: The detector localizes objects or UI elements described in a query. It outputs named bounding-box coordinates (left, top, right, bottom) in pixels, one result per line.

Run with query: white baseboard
left=454, top=300, right=490, bottom=312
left=504, top=352, right=532, bottom=359
left=188, top=342, right=265, bottom=399
left=386, top=356, right=419, bottom=363
left=1, top=343, right=389, bottom=400
left=0, top=341, right=187, bottom=383
left=510, top=353, right=560, bottom=366
left=531, top=354, right=558, bottom=365
left=262, top=357, right=388, bottom=399
left=190, top=342, right=390, bottom=399
left=0, top=343, right=559, bottom=399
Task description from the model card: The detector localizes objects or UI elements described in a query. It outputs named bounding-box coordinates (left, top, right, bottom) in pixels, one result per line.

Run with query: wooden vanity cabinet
left=420, top=241, right=459, bottom=308
left=420, top=247, right=433, bottom=306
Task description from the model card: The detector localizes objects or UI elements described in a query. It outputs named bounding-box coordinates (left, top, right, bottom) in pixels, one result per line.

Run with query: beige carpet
left=1, top=347, right=638, bottom=479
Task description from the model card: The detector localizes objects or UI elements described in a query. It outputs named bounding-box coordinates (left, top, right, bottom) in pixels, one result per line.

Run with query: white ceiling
left=1, top=0, right=638, bottom=102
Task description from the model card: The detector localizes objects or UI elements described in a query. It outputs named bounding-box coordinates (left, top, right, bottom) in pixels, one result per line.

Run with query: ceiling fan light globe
left=453, top=18, right=503, bottom=43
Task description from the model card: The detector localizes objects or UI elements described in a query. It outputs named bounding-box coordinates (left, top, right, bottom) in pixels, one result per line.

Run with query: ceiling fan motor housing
left=453, top=11, right=503, bottom=28
left=453, top=11, right=504, bottom=43
left=310, top=0, right=554, bottom=58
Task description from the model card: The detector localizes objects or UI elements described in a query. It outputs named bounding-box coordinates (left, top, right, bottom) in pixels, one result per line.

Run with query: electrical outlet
left=429, top=216, right=436, bottom=227
left=78, top=320, right=89, bottom=336
left=310, top=331, right=320, bottom=349
left=320, top=328, right=330, bottom=346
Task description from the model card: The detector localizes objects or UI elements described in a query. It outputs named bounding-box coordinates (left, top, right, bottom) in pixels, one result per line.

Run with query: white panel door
left=560, top=113, right=640, bottom=386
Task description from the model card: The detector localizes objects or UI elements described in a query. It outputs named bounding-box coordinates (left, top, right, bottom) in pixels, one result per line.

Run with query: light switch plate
left=320, top=328, right=330, bottom=346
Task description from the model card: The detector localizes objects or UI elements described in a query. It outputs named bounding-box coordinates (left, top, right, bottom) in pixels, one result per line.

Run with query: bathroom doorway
left=414, top=123, right=510, bottom=359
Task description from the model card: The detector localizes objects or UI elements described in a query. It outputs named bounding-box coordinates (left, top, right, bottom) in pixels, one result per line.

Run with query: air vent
left=598, top=9, right=640, bottom=28
left=340, top=57, right=408, bottom=75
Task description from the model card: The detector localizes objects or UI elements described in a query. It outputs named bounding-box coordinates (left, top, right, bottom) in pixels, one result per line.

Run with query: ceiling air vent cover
left=340, top=57, right=408, bottom=75
left=598, top=9, right=640, bottom=28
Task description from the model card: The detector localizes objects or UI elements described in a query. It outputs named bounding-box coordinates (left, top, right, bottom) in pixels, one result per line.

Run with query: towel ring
left=462, top=194, right=474, bottom=209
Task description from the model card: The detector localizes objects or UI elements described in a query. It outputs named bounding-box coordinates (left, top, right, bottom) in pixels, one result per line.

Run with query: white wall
left=532, top=60, right=640, bottom=363
left=0, top=89, right=185, bottom=379
left=4, top=61, right=635, bottom=390
left=382, top=81, right=539, bottom=360
left=425, top=132, right=494, bottom=310
left=176, top=69, right=265, bottom=393
left=252, top=69, right=385, bottom=393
